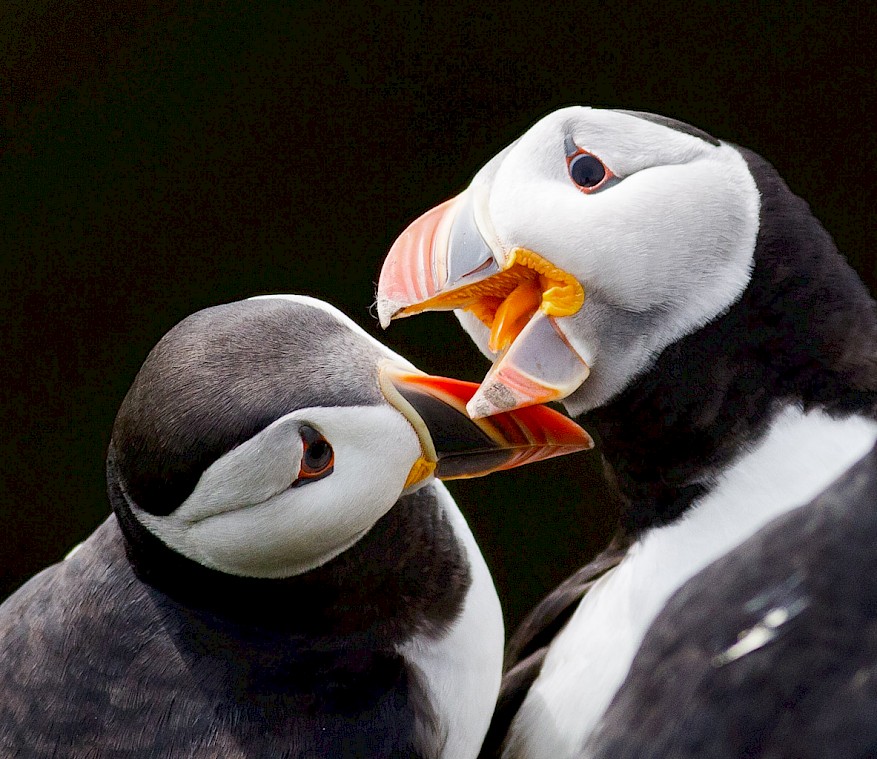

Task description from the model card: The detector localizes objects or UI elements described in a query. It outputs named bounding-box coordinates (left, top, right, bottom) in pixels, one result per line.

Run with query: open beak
left=379, top=363, right=593, bottom=489
left=376, top=188, right=590, bottom=418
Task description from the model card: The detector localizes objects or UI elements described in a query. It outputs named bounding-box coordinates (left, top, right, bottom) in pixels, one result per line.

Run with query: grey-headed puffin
left=376, top=107, right=877, bottom=758
left=0, top=294, right=592, bottom=758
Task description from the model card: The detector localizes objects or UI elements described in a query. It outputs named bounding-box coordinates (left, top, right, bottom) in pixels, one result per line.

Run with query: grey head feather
left=112, top=298, right=386, bottom=515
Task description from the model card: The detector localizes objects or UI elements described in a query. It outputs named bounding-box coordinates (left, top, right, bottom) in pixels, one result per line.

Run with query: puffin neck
left=106, top=447, right=471, bottom=649
left=586, top=146, right=877, bottom=536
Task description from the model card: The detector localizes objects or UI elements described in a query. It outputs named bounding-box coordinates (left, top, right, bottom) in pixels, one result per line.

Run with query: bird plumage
left=1, top=485, right=471, bottom=757
left=586, top=441, right=877, bottom=759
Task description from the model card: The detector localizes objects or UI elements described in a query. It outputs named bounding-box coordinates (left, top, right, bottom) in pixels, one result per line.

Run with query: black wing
left=0, top=519, right=251, bottom=757
left=0, top=517, right=426, bottom=759
left=478, top=538, right=628, bottom=759
left=586, top=442, right=877, bottom=759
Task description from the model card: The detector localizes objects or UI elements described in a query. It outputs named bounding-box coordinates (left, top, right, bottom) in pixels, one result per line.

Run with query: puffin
left=0, top=294, right=593, bottom=758
left=375, top=107, right=877, bottom=758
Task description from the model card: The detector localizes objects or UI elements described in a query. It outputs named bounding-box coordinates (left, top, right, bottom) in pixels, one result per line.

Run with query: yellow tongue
left=487, top=249, right=585, bottom=352
left=399, top=247, right=585, bottom=355
left=489, top=278, right=542, bottom=352
left=509, top=248, right=584, bottom=317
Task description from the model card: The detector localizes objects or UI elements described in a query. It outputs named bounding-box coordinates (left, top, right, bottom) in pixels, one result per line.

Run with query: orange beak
left=377, top=189, right=590, bottom=418
left=380, top=363, right=593, bottom=488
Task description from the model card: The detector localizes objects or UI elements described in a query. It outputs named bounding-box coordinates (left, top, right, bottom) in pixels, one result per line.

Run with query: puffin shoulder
left=0, top=517, right=222, bottom=755
left=585, top=441, right=877, bottom=759
left=0, top=516, right=130, bottom=636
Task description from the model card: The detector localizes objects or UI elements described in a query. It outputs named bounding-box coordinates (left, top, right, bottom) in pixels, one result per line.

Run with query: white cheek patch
left=492, top=146, right=757, bottom=313
left=136, top=405, right=423, bottom=578
left=186, top=487, right=372, bottom=578
left=483, top=113, right=760, bottom=413
left=497, top=107, right=711, bottom=198
left=172, top=413, right=306, bottom=524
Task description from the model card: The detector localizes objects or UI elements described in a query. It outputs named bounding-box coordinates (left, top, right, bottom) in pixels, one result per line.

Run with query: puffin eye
left=567, top=150, right=612, bottom=193
left=293, top=425, right=334, bottom=486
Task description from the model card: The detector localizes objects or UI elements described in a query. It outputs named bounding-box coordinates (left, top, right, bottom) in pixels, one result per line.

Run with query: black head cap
left=111, top=297, right=385, bottom=515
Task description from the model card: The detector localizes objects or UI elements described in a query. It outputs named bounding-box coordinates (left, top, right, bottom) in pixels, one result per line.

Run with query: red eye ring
left=566, top=148, right=614, bottom=194
left=292, top=425, right=335, bottom=487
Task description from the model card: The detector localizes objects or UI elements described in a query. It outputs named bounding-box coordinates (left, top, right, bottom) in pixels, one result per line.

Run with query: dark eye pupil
left=306, top=440, right=332, bottom=468
left=299, top=425, right=333, bottom=474
left=570, top=154, right=606, bottom=188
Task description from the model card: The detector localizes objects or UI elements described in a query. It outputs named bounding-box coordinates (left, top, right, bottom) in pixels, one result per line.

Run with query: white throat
left=505, top=405, right=877, bottom=759
left=397, top=482, right=504, bottom=759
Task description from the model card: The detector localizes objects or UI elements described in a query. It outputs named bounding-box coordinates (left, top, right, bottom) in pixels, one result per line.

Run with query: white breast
left=505, top=406, right=877, bottom=759
left=397, top=481, right=504, bottom=759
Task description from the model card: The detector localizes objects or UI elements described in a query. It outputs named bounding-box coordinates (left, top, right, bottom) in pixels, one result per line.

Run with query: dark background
left=2, top=1, right=875, bottom=629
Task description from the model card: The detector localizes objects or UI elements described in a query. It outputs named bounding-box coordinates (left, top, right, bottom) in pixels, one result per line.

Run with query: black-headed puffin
left=376, top=107, right=877, bottom=758
left=0, top=294, right=592, bottom=758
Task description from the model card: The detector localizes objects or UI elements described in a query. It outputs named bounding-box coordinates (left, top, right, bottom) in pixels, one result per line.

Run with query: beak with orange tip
left=376, top=188, right=591, bottom=419
left=379, top=362, right=593, bottom=490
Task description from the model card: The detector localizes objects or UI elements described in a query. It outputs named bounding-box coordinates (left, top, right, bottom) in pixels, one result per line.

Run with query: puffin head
left=377, top=107, right=760, bottom=418
left=109, top=295, right=591, bottom=580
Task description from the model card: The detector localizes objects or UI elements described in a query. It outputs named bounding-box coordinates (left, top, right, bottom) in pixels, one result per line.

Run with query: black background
left=2, top=1, right=875, bottom=628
